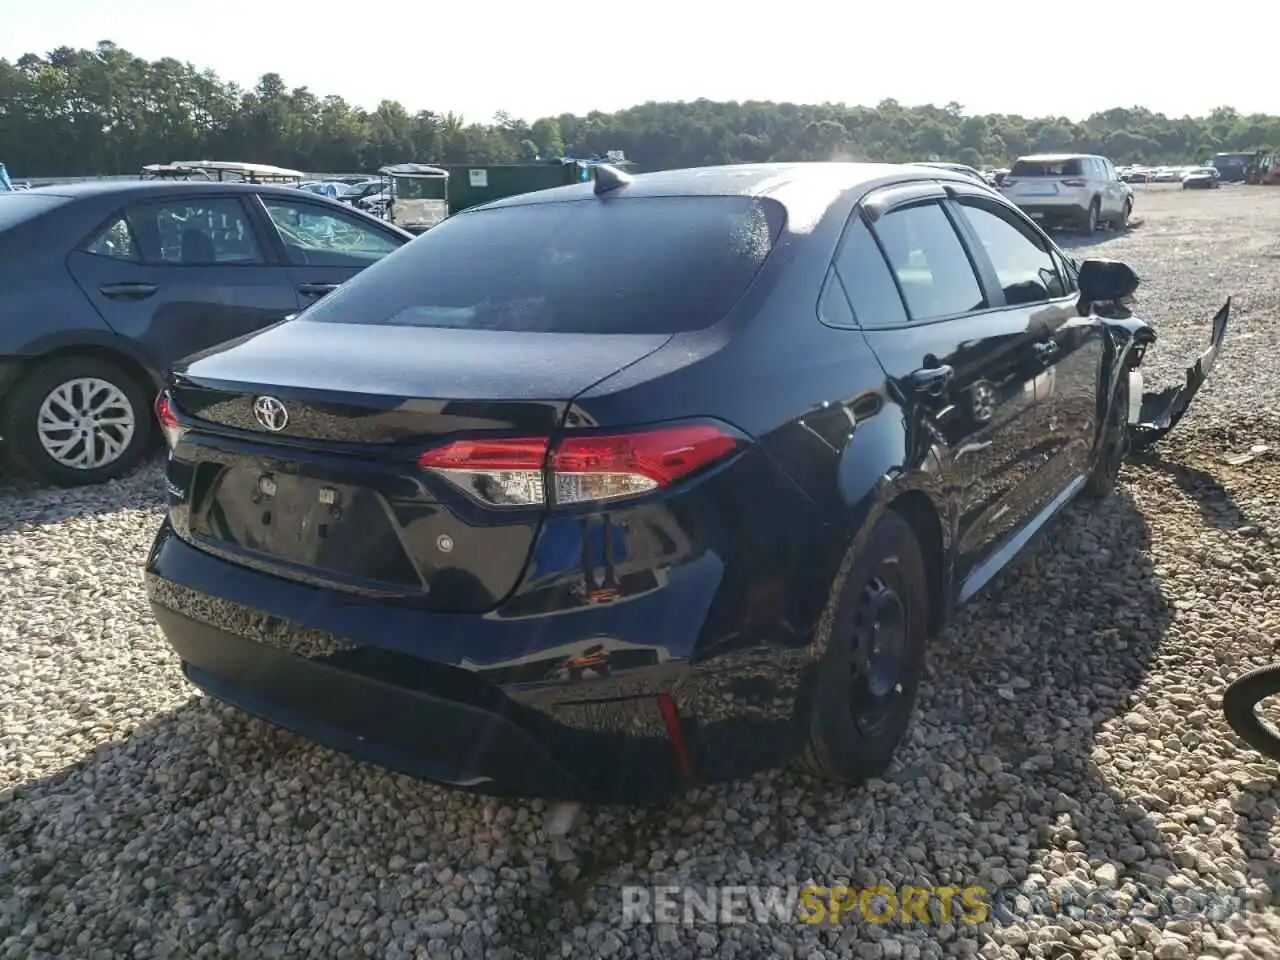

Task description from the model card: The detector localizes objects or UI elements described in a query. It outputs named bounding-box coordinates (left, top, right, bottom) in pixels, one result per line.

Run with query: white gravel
left=2, top=184, right=1279, bottom=960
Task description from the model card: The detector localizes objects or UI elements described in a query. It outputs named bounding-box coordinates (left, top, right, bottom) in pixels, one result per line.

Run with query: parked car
left=0, top=181, right=413, bottom=486
left=146, top=162, right=1229, bottom=805
left=342, top=179, right=385, bottom=207
left=999, top=153, right=1134, bottom=233
left=1182, top=167, right=1220, bottom=190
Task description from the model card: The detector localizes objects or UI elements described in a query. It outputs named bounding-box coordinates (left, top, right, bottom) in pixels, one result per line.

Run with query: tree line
left=3, top=41, right=1279, bottom=178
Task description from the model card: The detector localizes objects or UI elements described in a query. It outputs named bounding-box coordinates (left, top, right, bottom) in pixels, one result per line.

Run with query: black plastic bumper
left=152, top=602, right=690, bottom=803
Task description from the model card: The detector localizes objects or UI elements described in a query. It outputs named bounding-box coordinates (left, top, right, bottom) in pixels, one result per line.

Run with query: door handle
left=907, top=364, right=954, bottom=397
left=298, top=282, right=340, bottom=297
left=1032, top=340, right=1059, bottom=362
left=99, top=282, right=158, bottom=301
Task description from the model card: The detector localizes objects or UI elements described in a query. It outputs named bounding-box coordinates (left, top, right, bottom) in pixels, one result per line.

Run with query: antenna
left=593, top=163, right=633, bottom=195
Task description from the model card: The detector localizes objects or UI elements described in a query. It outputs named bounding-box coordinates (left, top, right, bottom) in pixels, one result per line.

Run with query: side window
left=83, top=216, right=141, bottom=262
left=262, top=199, right=402, bottom=267
left=870, top=202, right=985, bottom=323
left=819, top=268, right=856, bottom=328
left=958, top=202, right=1066, bottom=304
left=831, top=216, right=908, bottom=328
left=126, top=198, right=263, bottom=265
left=1054, top=249, right=1079, bottom=293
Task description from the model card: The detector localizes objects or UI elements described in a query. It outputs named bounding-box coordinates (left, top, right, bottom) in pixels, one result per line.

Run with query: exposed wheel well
left=5, top=347, right=159, bottom=416
left=887, top=490, right=947, bottom=638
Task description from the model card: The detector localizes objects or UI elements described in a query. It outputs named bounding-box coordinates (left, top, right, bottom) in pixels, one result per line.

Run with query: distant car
left=999, top=153, right=1134, bottom=234
left=0, top=181, right=413, bottom=486
left=343, top=179, right=386, bottom=206
left=1182, top=167, right=1220, bottom=190
left=145, top=162, right=1229, bottom=805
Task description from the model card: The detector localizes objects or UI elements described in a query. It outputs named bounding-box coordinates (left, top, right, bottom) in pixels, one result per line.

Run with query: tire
left=1082, top=368, right=1130, bottom=501
left=1, top=356, right=153, bottom=487
left=1080, top=199, right=1100, bottom=235
left=798, top=509, right=930, bottom=784
left=1113, top=199, right=1132, bottom=229
left=1221, top=664, right=1280, bottom=762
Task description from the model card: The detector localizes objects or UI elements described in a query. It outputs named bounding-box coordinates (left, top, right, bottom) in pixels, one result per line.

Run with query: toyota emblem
left=252, top=396, right=289, bottom=432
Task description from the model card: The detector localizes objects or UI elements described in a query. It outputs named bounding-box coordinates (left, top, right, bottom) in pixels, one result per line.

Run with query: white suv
left=999, top=153, right=1134, bottom=234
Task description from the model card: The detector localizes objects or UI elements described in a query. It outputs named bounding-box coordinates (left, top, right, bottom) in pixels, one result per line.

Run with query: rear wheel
left=1081, top=199, right=1100, bottom=235
left=1113, top=198, right=1132, bottom=229
left=1, top=356, right=153, bottom=487
left=798, top=510, right=930, bottom=784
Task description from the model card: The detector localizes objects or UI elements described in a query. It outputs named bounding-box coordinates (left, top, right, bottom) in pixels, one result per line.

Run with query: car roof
left=26, top=180, right=314, bottom=201
left=465, top=161, right=982, bottom=221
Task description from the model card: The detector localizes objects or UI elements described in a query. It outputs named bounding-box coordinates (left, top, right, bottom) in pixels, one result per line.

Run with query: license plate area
left=198, top=464, right=423, bottom=588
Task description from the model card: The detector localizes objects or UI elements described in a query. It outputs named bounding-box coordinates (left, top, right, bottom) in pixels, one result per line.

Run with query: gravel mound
left=2, top=185, right=1278, bottom=960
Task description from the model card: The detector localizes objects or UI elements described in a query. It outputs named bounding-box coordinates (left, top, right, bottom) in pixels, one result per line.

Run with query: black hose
left=1222, top=664, right=1280, bottom=762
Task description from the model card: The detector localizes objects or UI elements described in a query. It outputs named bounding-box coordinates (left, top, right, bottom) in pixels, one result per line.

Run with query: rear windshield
left=302, top=195, right=786, bottom=334
left=0, top=193, right=68, bottom=231
left=1011, top=158, right=1083, bottom=177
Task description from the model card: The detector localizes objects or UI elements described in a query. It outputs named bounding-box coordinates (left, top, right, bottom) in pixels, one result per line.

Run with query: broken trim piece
left=1128, top=298, right=1231, bottom=449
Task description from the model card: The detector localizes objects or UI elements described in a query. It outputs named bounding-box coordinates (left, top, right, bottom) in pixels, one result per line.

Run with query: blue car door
left=65, top=194, right=298, bottom=370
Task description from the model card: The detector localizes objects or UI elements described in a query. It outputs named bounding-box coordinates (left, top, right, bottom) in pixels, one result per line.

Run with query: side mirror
left=1077, top=258, right=1140, bottom=303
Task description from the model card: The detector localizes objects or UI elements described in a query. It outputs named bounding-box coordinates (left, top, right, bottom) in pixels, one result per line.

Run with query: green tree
left=3, top=41, right=1277, bottom=178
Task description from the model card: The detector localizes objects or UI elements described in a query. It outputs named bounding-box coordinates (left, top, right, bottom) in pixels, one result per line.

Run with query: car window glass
left=1054, top=250, right=1079, bottom=293
left=959, top=203, right=1065, bottom=304
left=1011, top=158, right=1083, bottom=177
left=819, top=267, right=856, bottom=328
left=832, top=216, right=908, bottom=327
left=871, top=203, right=984, bottom=322
left=126, top=198, right=263, bottom=265
left=83, top=216, right=141, bottom=261
left=299, top=196, right=785, bottom=335
left=263, top=200, right=402, bottom=267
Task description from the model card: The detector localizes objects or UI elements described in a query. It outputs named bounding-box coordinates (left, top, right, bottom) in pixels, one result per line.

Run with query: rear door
left=946, top=188, right=1102, bottom=510
left=845, top=183, right=1050, bottom=587
left=250, top=194, right=407, bottom=307
left=65, top=194, right=297, bottom=369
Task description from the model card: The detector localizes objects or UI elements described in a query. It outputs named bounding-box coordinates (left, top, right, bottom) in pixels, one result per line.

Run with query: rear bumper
left=145, top=520, right=744, bottom=802
left=1010, top=201, right=1089, bottom=223
left=155, top=604, right=598, bottom=799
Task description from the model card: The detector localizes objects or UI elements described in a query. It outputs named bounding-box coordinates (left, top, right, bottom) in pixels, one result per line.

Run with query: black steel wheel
left=799, top=509, right=930, bottom=784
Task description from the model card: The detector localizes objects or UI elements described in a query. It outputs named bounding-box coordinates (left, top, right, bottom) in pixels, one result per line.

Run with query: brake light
left=154, top=391, right=185, bottom=449
left=1061, top=178, right=1087, bottom=187
left=418, top=424, right=740, bottom=507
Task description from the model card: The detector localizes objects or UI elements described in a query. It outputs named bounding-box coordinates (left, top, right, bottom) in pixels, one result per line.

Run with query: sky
left=2, top=1, right=1271, bottom=123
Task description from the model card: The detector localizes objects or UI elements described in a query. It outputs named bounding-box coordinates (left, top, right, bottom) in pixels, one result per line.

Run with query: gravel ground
left=2, top=184, right=1279, bottom=960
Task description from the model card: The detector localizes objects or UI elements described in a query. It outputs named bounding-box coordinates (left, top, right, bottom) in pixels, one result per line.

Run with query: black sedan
left=145, top=162, right=1230, bottom=805
left=0, top=181, right=412, bottom=486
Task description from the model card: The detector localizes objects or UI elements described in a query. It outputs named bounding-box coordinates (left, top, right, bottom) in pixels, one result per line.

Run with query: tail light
left=418, top=423, right=741, bottom=508
left=1061, top=178, right=1087, bottom=187
left=154, top=391, right=185, bottom=449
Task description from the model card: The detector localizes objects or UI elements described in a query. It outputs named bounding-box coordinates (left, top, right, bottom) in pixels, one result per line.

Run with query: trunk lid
left=168, top=319, right=670, bottom=612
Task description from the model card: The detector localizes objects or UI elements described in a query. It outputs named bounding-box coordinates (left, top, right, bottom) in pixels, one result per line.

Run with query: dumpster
left=442, top=155, right=638, bottom=214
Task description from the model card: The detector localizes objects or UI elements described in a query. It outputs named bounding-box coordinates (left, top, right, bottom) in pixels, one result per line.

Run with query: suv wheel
left=1081, top=199, right=1100, bottom=235
left=1114, top=199, right=1132, bottom=230
left=1, top=356, right=153, bottom=487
